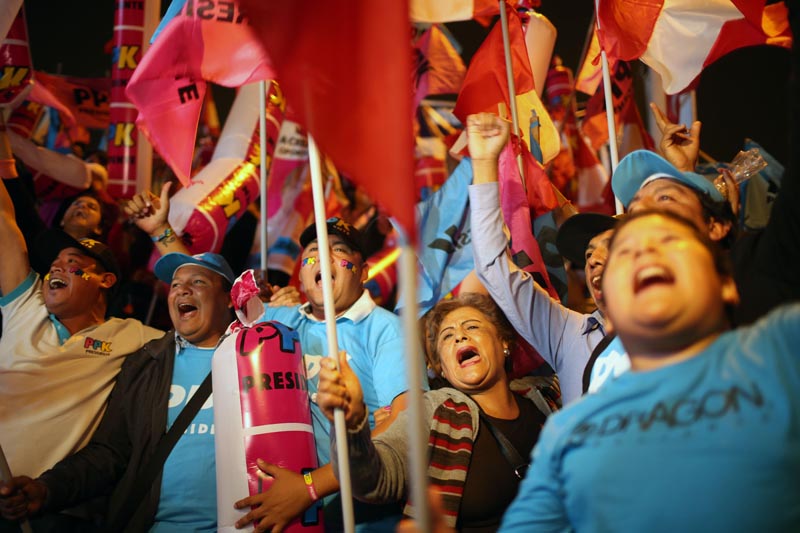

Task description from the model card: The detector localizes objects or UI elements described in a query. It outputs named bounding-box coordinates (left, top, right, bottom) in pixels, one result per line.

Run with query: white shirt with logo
left=0, top=272, right=163, bottom=477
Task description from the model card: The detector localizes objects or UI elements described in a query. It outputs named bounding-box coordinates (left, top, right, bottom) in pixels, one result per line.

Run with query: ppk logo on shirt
left=84, top=337, right=113, bottom=356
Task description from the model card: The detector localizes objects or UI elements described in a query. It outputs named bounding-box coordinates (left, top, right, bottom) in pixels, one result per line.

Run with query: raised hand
left=650, top=102, right=702, bottom=172
left=123, top=181, right=174, bottom=237
left=466, top=113, right=511, bottom=163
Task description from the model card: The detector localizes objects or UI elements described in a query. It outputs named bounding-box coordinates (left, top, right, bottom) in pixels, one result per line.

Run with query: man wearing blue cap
left=121, top=189, right=417, bottom=531
left=0, top=251, right=236, bottom=532
left=612, top=132, right=800, bottom=326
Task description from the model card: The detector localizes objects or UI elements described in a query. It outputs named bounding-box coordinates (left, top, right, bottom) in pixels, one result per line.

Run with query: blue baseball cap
left=154, top=252, right=235, bottom=285
left=612, top=150, right=724, bottom=207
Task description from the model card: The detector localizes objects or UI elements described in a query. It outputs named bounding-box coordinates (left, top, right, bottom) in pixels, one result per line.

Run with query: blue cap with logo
left=154, top=252, right=236, bottom=285
left=612, top=150, right=725, bottom=207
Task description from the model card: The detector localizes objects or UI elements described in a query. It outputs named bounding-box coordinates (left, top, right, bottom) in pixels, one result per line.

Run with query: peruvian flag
left=237, top=0, right=417, bottom=240
left=597, top=0, right=792, bottom=94
left=126, top=0, right=275, bottom=185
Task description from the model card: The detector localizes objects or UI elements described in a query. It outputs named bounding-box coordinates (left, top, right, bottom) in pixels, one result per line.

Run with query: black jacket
left=39, top=332, right=177, bottom=532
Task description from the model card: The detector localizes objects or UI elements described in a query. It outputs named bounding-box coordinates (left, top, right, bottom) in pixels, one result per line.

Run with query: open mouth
left=634, top=265, right=674, bottom=294
left=456, top=346, right=480, bottom=367
left=590, top=275, right=602, bottom=291
left=48, top=277, right=68, bottom=290
left=177, top=302, right=198, bottom=318
left=314, top=272, right=334, bottom=287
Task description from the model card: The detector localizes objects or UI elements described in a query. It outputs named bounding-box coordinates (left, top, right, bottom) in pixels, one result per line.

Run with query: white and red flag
left=597, top=0, right=792, bottom=94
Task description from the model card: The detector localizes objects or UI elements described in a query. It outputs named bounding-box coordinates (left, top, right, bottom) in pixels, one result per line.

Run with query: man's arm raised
left=0, top=178, right=32, bottom=296
left=122, top=181, right=190, bottom=256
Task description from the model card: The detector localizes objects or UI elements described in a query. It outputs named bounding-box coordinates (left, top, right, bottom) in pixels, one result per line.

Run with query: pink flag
left=126, top=1, right=275, bottom=185
left=498, top=136, right=559, bottom=299
left=598, top=0, right=792, bottom=94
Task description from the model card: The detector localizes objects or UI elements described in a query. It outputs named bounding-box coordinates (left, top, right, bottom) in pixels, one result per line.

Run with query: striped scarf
left=404, top=395, right=479, bottom=528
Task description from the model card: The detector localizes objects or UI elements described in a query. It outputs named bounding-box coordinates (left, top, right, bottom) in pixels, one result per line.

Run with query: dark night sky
left=23, top=2, right=792, bottom=165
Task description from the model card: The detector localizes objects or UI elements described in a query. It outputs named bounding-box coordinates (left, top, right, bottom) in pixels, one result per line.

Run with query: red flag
left=597, top=0, right=792, bottom=94
left=238, top=0, right=417, bottom=239
left=453, top=8, right=560, bottom=163
left=126, top=0, right=275, bottom=185
left=32, top=72, right=110, bottom=130
left=454, top=10, right=534, bottom=121
left=581, top=60, right=653, bottom=156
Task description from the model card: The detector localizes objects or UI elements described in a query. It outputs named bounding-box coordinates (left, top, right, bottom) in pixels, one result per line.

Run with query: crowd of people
left=1, top=1, right=798, bottom=531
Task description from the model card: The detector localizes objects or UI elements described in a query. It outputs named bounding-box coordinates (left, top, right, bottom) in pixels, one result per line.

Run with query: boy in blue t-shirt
left=500, top=211, right=800, bottom=532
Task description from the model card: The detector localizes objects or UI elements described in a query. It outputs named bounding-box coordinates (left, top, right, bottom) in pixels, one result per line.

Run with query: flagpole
left=259, top=80, right=268, bottom=272
left=498, top=0, right=527, bottom=189
left=0, top=442, right=33, bottom=533
left=307, top=135, right=355, bottom=533
left=397, top=233, right=431, bottom=533
left=594, top=1, right=623, bottom=214
left=136, top=0, right=160, bottom=194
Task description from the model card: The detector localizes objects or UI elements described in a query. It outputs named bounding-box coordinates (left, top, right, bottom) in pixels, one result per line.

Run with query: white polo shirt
left=0, top=271, right=164, bottom=477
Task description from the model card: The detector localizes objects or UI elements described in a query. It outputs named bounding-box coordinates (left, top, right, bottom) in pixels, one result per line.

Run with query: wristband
left=151, top=227, right=174, bottom=243
left=303, top=471, right=319, bottom=502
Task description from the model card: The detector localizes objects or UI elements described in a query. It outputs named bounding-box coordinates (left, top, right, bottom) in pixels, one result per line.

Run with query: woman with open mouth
left=317, top=293, right=553, bottom=531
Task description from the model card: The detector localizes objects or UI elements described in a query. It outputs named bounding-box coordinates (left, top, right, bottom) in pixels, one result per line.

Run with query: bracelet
left=151, top=227, right=174, bottom=243
left=303, top=471, right=319, bottom=502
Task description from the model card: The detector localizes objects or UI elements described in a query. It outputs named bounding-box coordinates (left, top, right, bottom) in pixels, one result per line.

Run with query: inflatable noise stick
left=0, top=112, right=18, bottom=179
left=0, top=441, right=34, bottom=533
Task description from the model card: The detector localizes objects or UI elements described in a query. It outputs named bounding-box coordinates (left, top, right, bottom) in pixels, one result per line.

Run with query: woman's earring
left=503, top=347, right=510, bottom=357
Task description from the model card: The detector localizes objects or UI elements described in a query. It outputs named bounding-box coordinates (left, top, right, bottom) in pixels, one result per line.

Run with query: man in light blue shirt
left=466, top=114, right=622, bottom=404
left=233, top=218, right=426, bottom=532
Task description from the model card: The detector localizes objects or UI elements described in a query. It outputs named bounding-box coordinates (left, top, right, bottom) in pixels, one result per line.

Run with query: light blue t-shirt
left=501, top=305, right=800, bottom=532
left=588, top=335, right=631, bottom=393
left=151, top=343, right=216, bottom=533
left=261, top=290, right=425, bottom=466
